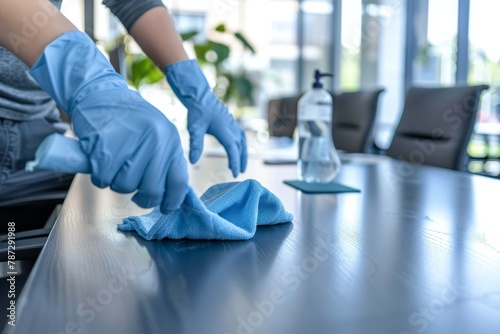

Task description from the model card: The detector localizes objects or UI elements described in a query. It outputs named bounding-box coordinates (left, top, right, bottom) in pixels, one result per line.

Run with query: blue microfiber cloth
left=118, top=179, right=294, bottom=240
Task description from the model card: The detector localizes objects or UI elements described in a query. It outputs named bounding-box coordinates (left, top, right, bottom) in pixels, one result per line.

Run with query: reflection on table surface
left=9, top=153, right=500, bottom=334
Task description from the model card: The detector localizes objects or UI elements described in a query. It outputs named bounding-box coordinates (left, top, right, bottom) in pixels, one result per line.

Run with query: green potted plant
left=124, top=23, right=257, bottom=119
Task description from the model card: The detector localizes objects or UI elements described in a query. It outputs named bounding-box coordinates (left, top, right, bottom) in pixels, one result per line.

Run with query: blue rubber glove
left=164, top=60, right=247, bottom=177
left=30, top=31, right=189, bottom=213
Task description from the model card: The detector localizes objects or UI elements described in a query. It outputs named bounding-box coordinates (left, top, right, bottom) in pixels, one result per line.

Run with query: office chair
left=267, top=90, right=385, bottom=152
left=1, top=120, right=73, bottom=262
left=331, top=88, right=385, bottom=153
left=386, top=85, right=489, bottom=170
left=0, top=191, right=66, bottom=232
left=267, top=95, right=302, bottom=138
left=0, top=191, right=66, bottom=263
left=0, top=196, right=62, bottom=331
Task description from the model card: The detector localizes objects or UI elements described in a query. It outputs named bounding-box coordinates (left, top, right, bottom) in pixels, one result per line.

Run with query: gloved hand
left=164, top=59, right=247, bottom=177
left=30, top=30, right=189, bottom=213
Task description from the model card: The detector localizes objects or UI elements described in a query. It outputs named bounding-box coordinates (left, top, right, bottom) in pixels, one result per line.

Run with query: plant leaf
left=219, top=72, right=234, bottom=104
left=211, top=42, right=230, bottom=65
left=129, top=55, right=163, bottom=89
left=215, top=24, right=226, bottom=32
left=181, top=30, right=199, bottom=41
left=234, top=74, right=255, bottom=106
left=194, top=42, right=212, bottom=66
left=234, top=32, right=256, bottom=54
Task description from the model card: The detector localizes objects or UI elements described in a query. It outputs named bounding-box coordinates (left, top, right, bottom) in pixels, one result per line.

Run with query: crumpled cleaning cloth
left=118, top=179, right=293, bottom=240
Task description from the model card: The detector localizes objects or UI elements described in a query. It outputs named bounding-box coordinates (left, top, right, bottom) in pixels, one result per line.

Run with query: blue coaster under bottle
left=283, top=180, right=360, bottom=194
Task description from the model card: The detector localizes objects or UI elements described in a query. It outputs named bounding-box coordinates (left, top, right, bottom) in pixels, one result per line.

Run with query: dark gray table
left=6, top=155, right=500, bottom=334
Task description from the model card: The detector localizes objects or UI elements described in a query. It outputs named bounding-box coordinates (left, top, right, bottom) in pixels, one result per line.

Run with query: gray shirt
left=0, top=0, right=164, bottom=121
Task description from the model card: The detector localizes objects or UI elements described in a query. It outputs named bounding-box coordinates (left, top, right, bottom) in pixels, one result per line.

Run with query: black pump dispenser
left=312, top=69, right=333, bottom=88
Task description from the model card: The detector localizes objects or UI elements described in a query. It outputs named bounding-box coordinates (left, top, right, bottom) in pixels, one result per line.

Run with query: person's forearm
left=128, top=6, right=189, bottom=70
left=0, top=0, right=76, bottom=66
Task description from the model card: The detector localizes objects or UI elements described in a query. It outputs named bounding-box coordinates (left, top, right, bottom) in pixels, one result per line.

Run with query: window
left=60, top=0, right=84, bottom=30
left=300, top=0, right=335, bottom=92
left=467, top=0, right=500, bottom=176
left=412, top=0, right=459, bottom=86
left=340, top=0, right=406, bottom=149
left=468, top=0, right=500, bottom=124
left=340, top=0, right=362, bottom=91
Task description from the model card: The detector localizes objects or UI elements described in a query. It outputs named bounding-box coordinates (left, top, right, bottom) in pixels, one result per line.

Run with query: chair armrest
left=0, top=237, right=47, bottom=262
left=0, top=228, right=51, bottom=243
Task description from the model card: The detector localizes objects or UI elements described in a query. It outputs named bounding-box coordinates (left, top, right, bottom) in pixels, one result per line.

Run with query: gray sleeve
left=102, top=0, right=165, bottom=31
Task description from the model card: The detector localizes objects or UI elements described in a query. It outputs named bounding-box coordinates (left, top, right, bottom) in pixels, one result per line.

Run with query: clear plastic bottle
left=297, top=70, right=341, bottom=183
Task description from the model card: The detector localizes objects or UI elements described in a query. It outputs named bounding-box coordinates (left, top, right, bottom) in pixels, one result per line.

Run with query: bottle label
left=299, top=105, right=331, bottom=121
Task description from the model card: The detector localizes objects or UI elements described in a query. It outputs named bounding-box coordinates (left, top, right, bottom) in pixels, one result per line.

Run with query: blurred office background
left=61, top=0, right=500, bottom=177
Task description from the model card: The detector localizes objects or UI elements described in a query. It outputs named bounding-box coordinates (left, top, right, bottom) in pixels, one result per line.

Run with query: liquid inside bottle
left=298, top=119, right=341, bottom=183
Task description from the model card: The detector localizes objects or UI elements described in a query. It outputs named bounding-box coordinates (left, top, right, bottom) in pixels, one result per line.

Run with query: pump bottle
left=297, top=70, right=341, bottom=183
